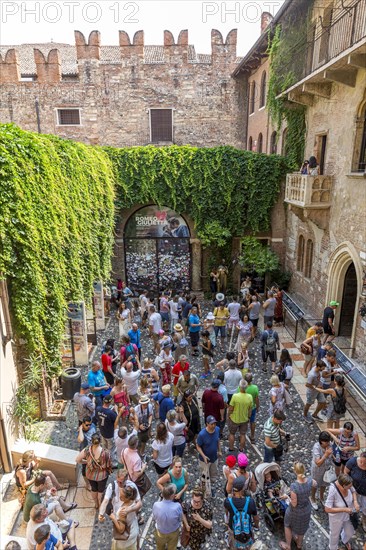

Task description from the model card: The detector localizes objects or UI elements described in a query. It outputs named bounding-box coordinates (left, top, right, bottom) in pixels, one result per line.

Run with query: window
left=249, top=81, right=256, bottom=114
left=297, top=235, right=305, bottom=272
left=281, top=128, right=288, bottom=156
left=318, top=8, right=333, bottom=64
left=257, top=133, right=263, bottom=153
left=260, top=72, right=266, bottom=108
left=150, top=109, right=173, bottom=142
left=57, top=109, right=81, bottom=126
left=270, top=131, right=277, bottom=154
left=304, top=239, right=314, bottom=278
left=248, top=136, right=253, bottom=151
left=353, top=103, right=366, bottom=172
left=358, top=115, right=366, bottom=172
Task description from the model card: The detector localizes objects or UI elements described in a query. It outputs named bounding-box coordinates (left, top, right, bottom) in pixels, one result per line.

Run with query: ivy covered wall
left=0, top=124, right=289, bottom=373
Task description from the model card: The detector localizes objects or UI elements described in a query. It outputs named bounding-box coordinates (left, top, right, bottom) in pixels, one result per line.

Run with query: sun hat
left=205, top=312, right=215, bottom=320
left=162, top=384, right=171, bottom=393
left=226, top=455, right=237, bottom=468
left=237, top=452, right=249, bottom=468
left=174, top=323, right=183, bottom=332
left=139, top=395, right=150, bottom=405
left=216, top=293, right=225, bottom=301
left=329, top=300, right=339, bottom=307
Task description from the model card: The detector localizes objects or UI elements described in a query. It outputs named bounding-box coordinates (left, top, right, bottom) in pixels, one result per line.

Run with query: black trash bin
left=61, top=367, right=81, bottom=400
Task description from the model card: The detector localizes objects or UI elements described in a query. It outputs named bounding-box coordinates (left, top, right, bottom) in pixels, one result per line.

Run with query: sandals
left=279, top=542, right=289, bottom=550
left=65, top=503, right=78, bottom=512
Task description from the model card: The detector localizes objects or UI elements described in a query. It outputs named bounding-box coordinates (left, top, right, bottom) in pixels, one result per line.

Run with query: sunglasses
left=84, top=423, right=92, bottom=427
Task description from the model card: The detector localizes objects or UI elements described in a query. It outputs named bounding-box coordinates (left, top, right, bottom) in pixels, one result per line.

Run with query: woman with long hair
left=325, top=473, right=360, bottom=550
left=152, top=422, right=174, bottom=475
left=278, top=349, right=293, bottom=388
left=157, top=456, right=189, bottom=502
left=117, top=302, right=131, bottom=339
left=76, top=433, right=111, bottom=509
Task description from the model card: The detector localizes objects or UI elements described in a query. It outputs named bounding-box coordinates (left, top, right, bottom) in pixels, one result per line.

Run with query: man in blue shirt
left=153, top=483, right=182, bottom=549
left=128, top=323, right=142, bottom=360
left=196, top=416, right=221, bottom=497
left=153, top=384, right=175, bottom=422
left=188, top=306, right=201, bottom=356
left=87, top=361, right=110, bottom=408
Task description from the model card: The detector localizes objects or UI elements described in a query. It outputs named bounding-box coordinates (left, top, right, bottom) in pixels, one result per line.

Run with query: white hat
left=206, top=312, right=215, bottom=320
left=216, top=293, right=225, bottom=301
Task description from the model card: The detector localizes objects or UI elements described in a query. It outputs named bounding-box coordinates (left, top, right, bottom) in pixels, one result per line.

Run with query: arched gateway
left=124, top=205, right=191, bottom=295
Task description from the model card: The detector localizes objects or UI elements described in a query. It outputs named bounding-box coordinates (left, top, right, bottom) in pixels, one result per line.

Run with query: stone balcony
left=285, top=173, right=333, bottom=228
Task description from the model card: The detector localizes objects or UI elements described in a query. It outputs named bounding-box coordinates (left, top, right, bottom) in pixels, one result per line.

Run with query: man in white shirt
left=224, top=359, right=243, bottom=404
left=99, top=467, right=142, bottom=520
left=120, top=360, right=141, bottom=405
left=26, top=504, right=77, bottom=550
left=149, top=305, right=162, bottom=353
left=139, top=290, right=149, bottom=327
left=114, top=408, right=139, bottom=466
left=227, top=296, right=241, bottom=334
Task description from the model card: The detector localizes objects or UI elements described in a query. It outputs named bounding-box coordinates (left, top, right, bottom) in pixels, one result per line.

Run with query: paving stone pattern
left=34, top=305, right=364, bottom=550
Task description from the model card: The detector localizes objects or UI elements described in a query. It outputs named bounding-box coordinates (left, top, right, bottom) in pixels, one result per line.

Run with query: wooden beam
left=347, top=53, right=366, bottom=69
left=323, top=68, right=357, bottom=87
left=302, top=82, right=332, bottom=99
left=288, top=90, right=314, bottom=106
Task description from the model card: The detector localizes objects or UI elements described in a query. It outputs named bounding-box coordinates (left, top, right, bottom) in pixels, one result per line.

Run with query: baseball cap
left=329, top=300, right=339, bottom=307
left=206, top=415, right=217, bottom=425
left=103, top=395, right=113, bottom=403
left=81, top=382, right=89, bottom=390
left=232, top=477, right=245, bottom=491
left=226, top=455, right=237, bottom=468
left=237, top=452, right=249, bottom=468
left=211, top=379, right=221, bottom=388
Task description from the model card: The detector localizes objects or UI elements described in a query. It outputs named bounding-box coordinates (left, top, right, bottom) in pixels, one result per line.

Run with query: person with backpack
left=224, top=476, right=259, bottom=549
left=316, top=374, right=347, bottom=429
left=120, top=336, right=140, bottom=372
left=261, top=321, right=280, bottom=373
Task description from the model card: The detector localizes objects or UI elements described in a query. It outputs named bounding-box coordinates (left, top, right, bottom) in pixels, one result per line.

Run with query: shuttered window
left=150, top=109, right=173, bottom=142
left=57, top=109, right=81, bottom=125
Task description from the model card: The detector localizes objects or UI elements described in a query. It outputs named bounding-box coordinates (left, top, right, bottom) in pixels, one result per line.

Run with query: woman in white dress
left=117, top=302, right=131, bottom=339
left=324, top=473, right=360, bottom=550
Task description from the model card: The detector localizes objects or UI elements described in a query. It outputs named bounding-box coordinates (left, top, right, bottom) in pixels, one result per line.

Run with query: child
left=263, top=472, right=290, bottom=511
left=200, top=330, right=212, bottom=379
left=238, top=342, right=250, bottom=376
left=34, top=523, right=63, bottom=550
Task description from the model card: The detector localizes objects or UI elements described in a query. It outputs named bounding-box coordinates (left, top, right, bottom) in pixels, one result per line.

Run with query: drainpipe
left=35, top=97, right=41, bottom=133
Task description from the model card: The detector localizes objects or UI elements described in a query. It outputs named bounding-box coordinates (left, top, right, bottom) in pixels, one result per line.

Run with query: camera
left=285, top=433, right=291, bottom=441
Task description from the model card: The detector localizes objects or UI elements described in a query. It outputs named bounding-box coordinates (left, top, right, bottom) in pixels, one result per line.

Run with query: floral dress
left=182, top=499, right=213, bottom=549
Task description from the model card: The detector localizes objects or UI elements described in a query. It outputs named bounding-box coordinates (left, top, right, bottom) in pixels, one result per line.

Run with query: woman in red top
left=101, top=346, right=116, bottom=385
left=172, top=355, right=190, bottom=399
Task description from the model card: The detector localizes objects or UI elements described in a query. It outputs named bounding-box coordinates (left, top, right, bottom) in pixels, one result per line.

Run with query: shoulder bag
left=333, top=482, right=359, bottom=530
left=121, top=449, right=152, bottom=498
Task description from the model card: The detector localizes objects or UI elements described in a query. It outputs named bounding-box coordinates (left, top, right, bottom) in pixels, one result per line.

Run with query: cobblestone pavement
left=35, top=305, right=365, bottom=550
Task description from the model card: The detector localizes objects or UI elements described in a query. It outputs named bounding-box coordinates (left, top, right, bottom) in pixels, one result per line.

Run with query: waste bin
left=61, top=367, right=81, bottom=400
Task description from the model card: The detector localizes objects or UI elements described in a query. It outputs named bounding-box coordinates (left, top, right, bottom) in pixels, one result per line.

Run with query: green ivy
left=106, top=145, right=290, bottom=245
left=239, top=236, right=279, bottom=276
left=0, top=125, right=290, bottom=380
left=0, top=124, right=115, bottom=372
left=267, top=24, right=307, bottom=168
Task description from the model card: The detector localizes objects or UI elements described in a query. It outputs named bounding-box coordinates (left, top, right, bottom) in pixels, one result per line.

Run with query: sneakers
left=304, top=415, right=314, bottom=424
left=310, top=499, right=318, bottom=511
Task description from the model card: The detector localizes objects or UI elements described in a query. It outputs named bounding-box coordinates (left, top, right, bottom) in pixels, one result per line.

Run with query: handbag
left=180, top=524, right=191, bottom=547
left=323, top=467, right=337, bottom=484
left=333, top=482, right=359, bottom=530
left=300, top=342, right=312, bottom=355
left=122, top=450, right=152, bottom=498
left=284, top=388, right=293, bottom=406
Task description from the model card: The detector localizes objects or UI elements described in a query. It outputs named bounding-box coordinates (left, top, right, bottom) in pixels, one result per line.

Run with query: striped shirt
left=263, top=417, right=281, bottom=448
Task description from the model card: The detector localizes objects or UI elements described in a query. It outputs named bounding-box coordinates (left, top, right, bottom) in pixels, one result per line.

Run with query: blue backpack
left=228, top=497, right=252, bottom=544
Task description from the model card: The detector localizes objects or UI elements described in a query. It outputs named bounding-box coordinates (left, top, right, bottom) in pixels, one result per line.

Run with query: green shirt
left=229, top=392, right=253, bottom=424
left=245, top=384, right=259, bottom=410
left=23, top=488, right=41, bottom=522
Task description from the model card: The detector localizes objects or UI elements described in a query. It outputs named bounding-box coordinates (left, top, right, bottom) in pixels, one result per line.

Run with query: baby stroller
left=254, top=462, right=290, bottom=532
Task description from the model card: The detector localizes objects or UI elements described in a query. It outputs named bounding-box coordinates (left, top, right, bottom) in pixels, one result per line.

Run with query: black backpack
left=332, top=388, right=347, bottom=415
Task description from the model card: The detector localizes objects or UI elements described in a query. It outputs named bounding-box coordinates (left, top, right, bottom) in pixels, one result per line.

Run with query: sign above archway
left=124, top=205, right=190, bottom=238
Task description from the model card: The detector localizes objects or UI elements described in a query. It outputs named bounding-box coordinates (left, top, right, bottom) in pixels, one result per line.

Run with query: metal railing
left=304, top=0, right=366, bottom=78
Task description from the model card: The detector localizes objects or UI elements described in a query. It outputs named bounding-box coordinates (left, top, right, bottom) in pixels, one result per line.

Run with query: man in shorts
left=303, top=360, right=327, bottom=423
left=213, top=302, right=229, bottom=350
left=227, top=379, right=253, bottom=453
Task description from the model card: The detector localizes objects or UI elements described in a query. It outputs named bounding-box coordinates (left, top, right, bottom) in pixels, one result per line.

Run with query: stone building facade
left=282, top=0, right=366, bottom=361
left=0, top=29, right=244, bottom=148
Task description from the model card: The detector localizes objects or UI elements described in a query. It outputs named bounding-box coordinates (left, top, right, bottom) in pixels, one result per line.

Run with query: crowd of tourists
left=13, top=281, right=366, bottom=550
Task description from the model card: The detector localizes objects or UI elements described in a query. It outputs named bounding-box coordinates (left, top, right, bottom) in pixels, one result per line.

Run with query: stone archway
left=326, top=242, right=362, bottom=350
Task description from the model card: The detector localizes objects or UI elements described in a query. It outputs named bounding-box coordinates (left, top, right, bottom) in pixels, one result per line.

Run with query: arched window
left=304, top=239, right=314, bottom=278
left=260, top=71, right=267, bottom=108
left=250, top=81, right=256, bottom=114
left=352, top=101, right=366, bottom=172
left=297, top=235, right=305, bottom=272
left=257, top=133, right=263, bottom=153
left=281, top=128, right=288, bottom=156
left=248, top=136, right=253, bottom=151
left=270, top=131, right=277, bottom=154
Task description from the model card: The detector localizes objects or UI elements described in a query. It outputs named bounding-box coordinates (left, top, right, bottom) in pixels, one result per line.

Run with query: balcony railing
left=304, top=0, right=366, bottom=79
left=285, top=173, right=333, bottom=209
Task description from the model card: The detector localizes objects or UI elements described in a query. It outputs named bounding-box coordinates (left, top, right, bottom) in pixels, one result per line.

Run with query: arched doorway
left=339, top=262, right=357, bottom=337
left=124, top=205, right=191, bottom=296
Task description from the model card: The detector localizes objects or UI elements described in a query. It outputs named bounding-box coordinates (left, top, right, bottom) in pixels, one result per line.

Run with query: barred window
left=150, top=109, right=173, bottom=142
left=57, top=109, right=81, bottom=125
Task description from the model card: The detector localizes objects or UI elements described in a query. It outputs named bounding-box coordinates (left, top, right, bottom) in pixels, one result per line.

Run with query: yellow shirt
left=214, top=307, right=229, bottom=327
left=229, top=392, right=253, bottom=424
left=306, top=327, right=316, bottom=338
